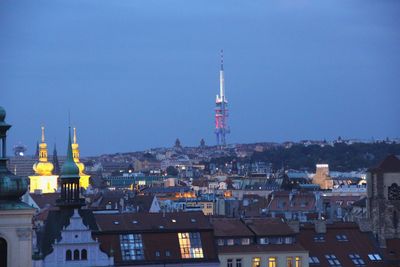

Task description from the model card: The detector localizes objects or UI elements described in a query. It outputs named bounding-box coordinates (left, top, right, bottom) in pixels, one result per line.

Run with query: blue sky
left=1, top=0, right=399, bottom=156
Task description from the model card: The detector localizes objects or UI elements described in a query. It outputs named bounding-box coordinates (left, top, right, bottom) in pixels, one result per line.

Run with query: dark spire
left=56, top=128, right=84, bottom=208
left=52, top=143, right=60, bottom=175
left=34, top=141, right=39, bottom=159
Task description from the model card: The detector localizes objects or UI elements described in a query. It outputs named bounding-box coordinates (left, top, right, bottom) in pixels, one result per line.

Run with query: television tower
left=215, top=49, right=230, bottom=147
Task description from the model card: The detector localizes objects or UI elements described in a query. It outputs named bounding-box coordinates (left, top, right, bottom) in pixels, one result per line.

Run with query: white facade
left=39, top=209, right=113, bottom=267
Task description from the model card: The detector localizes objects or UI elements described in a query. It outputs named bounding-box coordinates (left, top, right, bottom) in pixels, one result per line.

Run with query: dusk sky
left=1, top=0, right=399, bottom=156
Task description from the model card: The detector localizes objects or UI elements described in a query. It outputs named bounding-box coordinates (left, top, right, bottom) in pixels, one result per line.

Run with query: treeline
left=251, top=142, right=400, bottom=171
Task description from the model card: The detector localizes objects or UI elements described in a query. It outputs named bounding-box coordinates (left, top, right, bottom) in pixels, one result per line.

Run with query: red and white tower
left=215, top=50, right=230, bottom=147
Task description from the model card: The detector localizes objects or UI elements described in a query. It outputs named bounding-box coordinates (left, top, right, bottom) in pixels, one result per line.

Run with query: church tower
left=29, top=126, right=58, bottom=193
left=0, top=106, right=35, bottom=267
left=367, top=155, right=400, bottom=247
left=56, top=128, right=85, bottom=208
left=71, top=128, right=90, bottom=189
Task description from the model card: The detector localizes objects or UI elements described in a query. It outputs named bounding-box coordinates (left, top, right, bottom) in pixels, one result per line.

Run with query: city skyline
left=1, top=0, right=400, bottom=156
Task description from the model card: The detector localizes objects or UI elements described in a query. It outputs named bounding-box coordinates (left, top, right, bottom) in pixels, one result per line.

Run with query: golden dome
left=33, top=161, right=54, bottom=176
left=33, top=126, right=54, bottom=176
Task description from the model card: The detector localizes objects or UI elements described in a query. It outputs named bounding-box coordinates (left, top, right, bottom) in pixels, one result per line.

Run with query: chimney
left=315, top=220, right=326, bottom=234
left=287, top=220, right=300, bottom=233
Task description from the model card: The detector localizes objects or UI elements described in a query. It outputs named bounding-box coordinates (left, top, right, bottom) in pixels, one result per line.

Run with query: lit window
left=217, top=239, right=224, bottom=246
left=155, top=251, right=160, bottom=257
left=260, top=237, right=268, bottom=244
left=227, top=239, right=234, bottom=246
left=252, top=257, right=261, bottom=267
left=314, top=235, right=325, bottom=242
left=178, top=232, right=204, bottom=259
left=325, top=254, right=341, bottom=266
left=336, top=234, right=348, bottom=242
left=242, top=238, right=250, bottom=245
left=309, top=256, right=320, bottom=264
left=236, top=259, right=242, bottom=267
left=349, top=254, right=365, bottom=266
left=269, top=257, right=277, bottom=267
left=287, top=256, right=293, bottom=267
left=227, top=259, right=233, bottom=267
left=120, top=234, right=144, bottom=261
left=368, top=254, right=382, bottom=261
left=165, top=251, right=171, bottom=257
left=285, top=237, right=293, bottom=244
left=295, top=256, right=302, bottom=267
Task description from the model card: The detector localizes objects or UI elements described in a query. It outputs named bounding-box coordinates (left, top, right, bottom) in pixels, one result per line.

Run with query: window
left=314, top=235, right=325, bottom=242
left=66, top=250, right=72, bottom=261
left=74, top=249, right=80, bottom=260
left=325, top=254, right=341, bottom=266
left=260, top=237, right=268, bottom=244
left=178, top=232, right=204, bottom=259
left=285, top=237, right=293, bottom=244
left=336, top=234, right=348, bottom=242
left=120, top=234, right=144, bottom=261
left=368, top=254, right=382, bottom=261
left=269, top=257, right=277, bottom=267
left=287, top=257, right=293, bottom=267
left=389, top=183, right=400, bottom=200
left=227, top=239, right=234, bottom=246
left=252, top=257, right=261, bottom=267
left=309, top=256, right=320, bottom=264
left=218, top=239, right=224, bottom=246
left=295, top=256, right=302, bottom=267
left=349, top=254, right=365, bottom=266
left=155, top=251, right=160, bottom=257
left=241, top=238, right=250, bottom=245
left=227, top=259, right=233, bottom=267
left=165, top=251, right=171, bottom=257
left=236, top=259, right=242, bottom=267
left=81, top=249, right=87, bottom=260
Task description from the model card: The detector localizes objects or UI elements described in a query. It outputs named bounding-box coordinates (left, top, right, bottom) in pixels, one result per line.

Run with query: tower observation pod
left=215, top=49, right=230, bottom=147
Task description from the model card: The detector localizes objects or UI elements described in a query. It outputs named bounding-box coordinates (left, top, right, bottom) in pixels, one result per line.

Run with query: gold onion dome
left=33, top=126, right=54, bottom=176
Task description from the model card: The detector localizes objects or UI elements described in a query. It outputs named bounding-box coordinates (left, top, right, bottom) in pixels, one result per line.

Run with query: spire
left=219, top=49, right=225, bottom=102
left=53, top=143, right=60, bottom=175
left=73, top=127, right=77, bottom=144
left=41, top=126, right=45, bottom=143
left=34, top=141, right=39, bottom=159
left=60, top=127, right=79, bottom=178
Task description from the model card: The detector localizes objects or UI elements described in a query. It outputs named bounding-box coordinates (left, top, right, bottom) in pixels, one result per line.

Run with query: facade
left=93, top=211, right=220, bottom=266
left=212, top=218, right=308, bottom=267
left=0, top=106, right=35, bottom=267
left=312, top=164, right=333, bottom=190
left=29, top=127, right=58, bottom=193
left=367, top=155, right=400, bottom=247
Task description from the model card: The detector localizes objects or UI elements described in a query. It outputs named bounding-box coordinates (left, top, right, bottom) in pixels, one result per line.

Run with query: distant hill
left=251, top=142, right=400, bottom=171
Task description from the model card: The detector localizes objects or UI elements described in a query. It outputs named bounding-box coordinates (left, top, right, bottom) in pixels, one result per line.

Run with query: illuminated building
left=72, top=128, right=90, bottom=189
left=29, top=127, right=58, bottom=193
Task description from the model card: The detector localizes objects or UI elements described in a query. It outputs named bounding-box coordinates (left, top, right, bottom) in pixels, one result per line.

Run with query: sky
left=1, top=0, right=400, bottom=156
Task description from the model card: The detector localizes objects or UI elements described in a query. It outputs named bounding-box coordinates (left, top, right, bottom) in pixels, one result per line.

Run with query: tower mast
left=215, top=49, right=230, bottom=147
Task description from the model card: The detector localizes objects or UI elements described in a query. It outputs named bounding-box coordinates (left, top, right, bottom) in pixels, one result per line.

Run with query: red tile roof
left=211, top=218, right=254, bottom=237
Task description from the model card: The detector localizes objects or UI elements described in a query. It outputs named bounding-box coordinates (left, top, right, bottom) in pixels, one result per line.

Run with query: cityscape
left=1, top=1, right=400, bottom=267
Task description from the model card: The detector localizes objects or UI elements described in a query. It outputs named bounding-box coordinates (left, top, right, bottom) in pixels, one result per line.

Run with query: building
left=34, top=129, right=113, bottom=267
left=312, top=164, right=333, bottom=190
left=93, top=211, right=220, bottom=266
left=29, top=127, right=58, bottom=193
left=367, top=155, right=400, bottom=248
left=0, top=106, right=35, bottom=267
left=211, top=217, right=308, bottom=267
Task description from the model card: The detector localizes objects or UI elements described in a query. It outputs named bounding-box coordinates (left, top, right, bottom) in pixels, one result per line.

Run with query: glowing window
left=287, top=256, right=293, bottom=267
left=120, top=234, right=144, bottom=261
left=349, top=254, right=365, bottom=266
left=269, top=257, right=277, bottom=267
left=252, top=257, right=261, bottom=267
left=178, top=232, right=204, bottom=259
left=295, top=256, right=302, bottom=267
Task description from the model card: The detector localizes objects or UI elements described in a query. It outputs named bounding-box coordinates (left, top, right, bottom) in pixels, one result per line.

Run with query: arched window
left=81, top=249, right=87, bottom=260
left=74, top=249, right=80, bottom=260
left=66, top=250, right=72, bottom=261
left=389, top=183, right=400, bottom=200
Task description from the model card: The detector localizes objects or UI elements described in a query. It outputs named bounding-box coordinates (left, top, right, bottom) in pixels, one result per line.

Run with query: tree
left=166, top=166, right=179, bottom=176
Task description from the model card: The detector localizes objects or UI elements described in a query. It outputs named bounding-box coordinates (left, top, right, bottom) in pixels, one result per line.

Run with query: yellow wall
left=29, top=175, right=58, bottom=193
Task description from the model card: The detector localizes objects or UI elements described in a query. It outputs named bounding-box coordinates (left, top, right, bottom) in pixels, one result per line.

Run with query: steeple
left=57, top=128, right=84, bottom=208
left=33, top=126, right=54, bottom=176
left=71, top=127, right=86, bottom=175
left=53, top=143, right=60, bottom=175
